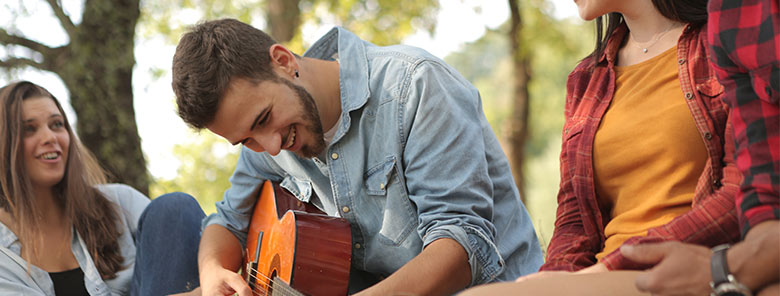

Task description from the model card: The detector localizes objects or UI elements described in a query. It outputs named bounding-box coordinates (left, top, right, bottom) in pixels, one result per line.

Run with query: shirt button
left=354, top=243, right=361, bottom=249
left=342, top=206, right=350, bottom=213
left=685, top=92, right=694, bottom=100
left=379, top=183, right=385, bottom=189
left=704, top=132, right=713, bottom=140
left=331, top=153, right=339, bottom=160
left=677, top=58, right=686, bottom=65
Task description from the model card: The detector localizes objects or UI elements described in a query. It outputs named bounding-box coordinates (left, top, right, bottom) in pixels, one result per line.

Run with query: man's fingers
left=224, top=272, right=253, bottom=296
left=633, top=270, right=660, bottom=293
left=620, top=242, right=677, bottom=265
left=622, top=242, right=677, bottom=292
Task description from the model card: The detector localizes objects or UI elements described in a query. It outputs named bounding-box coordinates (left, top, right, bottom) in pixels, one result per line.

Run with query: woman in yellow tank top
left=462, top=0, right=741, bottom=295
left=541, top=0, right=740, bottom=275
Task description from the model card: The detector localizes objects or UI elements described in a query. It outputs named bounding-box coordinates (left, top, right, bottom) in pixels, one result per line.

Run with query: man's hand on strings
left=199, top=266, right=252, bottom=296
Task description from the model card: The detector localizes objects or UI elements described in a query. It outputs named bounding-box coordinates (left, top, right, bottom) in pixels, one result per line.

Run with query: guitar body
left=244, top=180, right=352, bottom=296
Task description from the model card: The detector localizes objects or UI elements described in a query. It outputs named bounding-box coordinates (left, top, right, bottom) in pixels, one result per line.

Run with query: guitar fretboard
left=269, top=276, right=305, bottom=296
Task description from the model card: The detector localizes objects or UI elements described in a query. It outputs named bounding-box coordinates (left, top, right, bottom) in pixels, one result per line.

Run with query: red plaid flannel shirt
left=540, top=23, right=742, bottom=271
left=708, top=0, right=780, bottom=237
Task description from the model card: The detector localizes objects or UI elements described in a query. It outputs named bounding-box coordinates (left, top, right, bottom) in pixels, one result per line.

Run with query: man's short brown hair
left=172, top=18, right=279, bottom=129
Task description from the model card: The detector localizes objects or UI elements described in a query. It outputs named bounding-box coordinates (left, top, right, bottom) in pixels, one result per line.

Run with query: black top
left=49, top=267, right=89, bottom=296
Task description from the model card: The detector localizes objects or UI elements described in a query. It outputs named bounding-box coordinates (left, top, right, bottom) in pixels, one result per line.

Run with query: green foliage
left=139, top=0, right=259, bottom=43
left=150, top=132, right=240, bottom=214
left=139, top=0, right=439, bottom=47
left=307, top=0, right=438, bottom=45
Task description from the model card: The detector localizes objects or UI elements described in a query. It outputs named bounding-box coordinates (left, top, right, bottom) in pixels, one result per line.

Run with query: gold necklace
left=630, top=22, right=678, bottom=54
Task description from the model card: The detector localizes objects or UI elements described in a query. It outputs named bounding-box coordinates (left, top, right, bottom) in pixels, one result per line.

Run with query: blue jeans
left=131, top=193, right=204, bottom=296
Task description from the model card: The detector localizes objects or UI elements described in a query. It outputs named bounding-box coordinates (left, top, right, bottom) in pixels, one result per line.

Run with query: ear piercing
left=294, top=69, right=299, bottom=78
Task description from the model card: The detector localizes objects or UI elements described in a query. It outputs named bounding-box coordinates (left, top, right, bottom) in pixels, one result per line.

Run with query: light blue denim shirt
left=203, top=27, right=543, bottom=291
left=0, top=184, right=149, bottom=295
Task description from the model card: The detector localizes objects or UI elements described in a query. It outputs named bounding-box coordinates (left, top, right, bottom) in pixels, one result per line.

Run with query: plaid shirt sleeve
left=540, top=65, right=603, bottom=271
left=708, top=0, right=780, bottom=237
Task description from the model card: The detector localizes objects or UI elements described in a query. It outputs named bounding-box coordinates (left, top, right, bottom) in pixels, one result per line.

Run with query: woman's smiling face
left=22, top=96, right=70, bottom=189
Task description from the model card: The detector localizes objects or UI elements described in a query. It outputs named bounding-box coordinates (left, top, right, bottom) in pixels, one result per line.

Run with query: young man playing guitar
left=171, top=19, right=543, bottom=296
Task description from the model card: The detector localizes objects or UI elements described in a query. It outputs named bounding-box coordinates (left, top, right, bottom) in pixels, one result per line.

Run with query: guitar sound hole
left=268, top=270, right=278, bottom=295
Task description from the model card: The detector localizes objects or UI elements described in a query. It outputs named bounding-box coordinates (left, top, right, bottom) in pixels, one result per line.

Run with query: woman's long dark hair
left=0, top=81, right=124, bottom=279
left=587, top=0, right=709, bottom=64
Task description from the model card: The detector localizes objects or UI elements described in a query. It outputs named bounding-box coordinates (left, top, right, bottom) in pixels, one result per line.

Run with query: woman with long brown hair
left=0, top=81, right=204, bottom=295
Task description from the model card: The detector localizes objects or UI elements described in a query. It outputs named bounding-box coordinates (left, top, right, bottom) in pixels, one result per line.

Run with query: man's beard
left=280, top=78, right=327, bottom=158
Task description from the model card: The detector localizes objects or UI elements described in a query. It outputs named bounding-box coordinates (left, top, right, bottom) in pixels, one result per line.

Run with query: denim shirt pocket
left=365, top=156, right=417, bottom=246
left=280, top=175, right=313, bottom=203
left=366, top=158, right=395, bottom=195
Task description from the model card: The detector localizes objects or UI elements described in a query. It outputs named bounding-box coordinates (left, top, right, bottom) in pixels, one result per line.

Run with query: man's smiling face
left=207, top=77, right=325, bottom=158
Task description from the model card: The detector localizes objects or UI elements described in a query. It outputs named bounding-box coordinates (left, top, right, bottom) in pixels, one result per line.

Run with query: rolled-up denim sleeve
left=423, top=226, right=505, bottom=285
left=201, top=148, right=280, bottom=247
left=401, top=60, right=505, bottom=285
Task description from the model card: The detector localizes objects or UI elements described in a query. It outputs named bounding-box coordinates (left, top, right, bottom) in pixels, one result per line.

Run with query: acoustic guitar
left=244, top=180, right=352, bottom=296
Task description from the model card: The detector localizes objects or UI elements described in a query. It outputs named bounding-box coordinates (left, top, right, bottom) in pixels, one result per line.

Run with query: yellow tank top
left=593, top=46, right=708, bottom=261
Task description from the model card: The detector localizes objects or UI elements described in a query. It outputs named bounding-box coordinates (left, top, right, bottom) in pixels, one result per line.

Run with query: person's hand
left=621, top=242, right=712, bottom=296
left=199, top=264, right=252, bottom=296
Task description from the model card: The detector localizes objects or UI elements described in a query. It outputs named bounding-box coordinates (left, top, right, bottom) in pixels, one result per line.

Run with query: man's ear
left=269, top=44, right=298, bottom=79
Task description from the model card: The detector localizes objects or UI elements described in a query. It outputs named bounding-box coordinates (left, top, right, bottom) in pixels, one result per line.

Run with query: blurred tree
left=508, top=0, right=531, bottom=201
left=150, top=133, right=240, bottom=214
left=0, top=0, right=149, bottom=195
left=267, top=0, right=301, bottom=43
left=506, top=0, right=587, bottom=201
left=445, top=4, right=592, bottom=247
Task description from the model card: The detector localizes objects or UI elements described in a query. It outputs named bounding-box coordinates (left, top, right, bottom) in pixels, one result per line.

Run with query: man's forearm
left=199, top=224, right=244, bottom=273
left=728, top=220, right=780, bottom=291
left=358, top=238, right=471, bottom=296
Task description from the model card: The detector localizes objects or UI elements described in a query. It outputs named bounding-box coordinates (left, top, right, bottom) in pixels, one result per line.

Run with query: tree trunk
left=266, top=0, right=301, bottom=43
left=1, top=0, right=147, bottom=194
left=508, top=0, right=530, bottom=203
left=54, top=0, right=148, bottom=195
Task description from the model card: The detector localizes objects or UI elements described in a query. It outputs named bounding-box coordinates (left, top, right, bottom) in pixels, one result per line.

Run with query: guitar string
left=245, top=269, right=302, bottom=296
left=245, top=273, right=273, bottom=296
left=246, top=272, right=305, bottom=296
left=244, top=272, right=272, bottom=296
left=246, top=270, right=300, bottom=296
